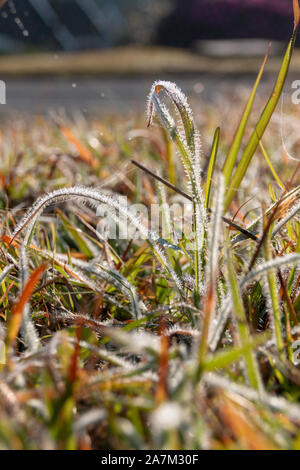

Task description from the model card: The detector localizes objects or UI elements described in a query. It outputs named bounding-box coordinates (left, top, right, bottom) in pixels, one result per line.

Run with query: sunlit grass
left=0, top=2, right=300, bottom=450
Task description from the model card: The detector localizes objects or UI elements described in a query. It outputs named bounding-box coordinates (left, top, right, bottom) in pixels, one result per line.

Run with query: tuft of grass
left=0, top=2, right=300, bottom=450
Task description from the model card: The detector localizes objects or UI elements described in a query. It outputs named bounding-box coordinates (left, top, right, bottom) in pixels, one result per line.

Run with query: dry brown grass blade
left=59, top=125, right=99, bottom=168
left=1, top=235, right=19, bottom=248
left=68, top=327, right=82, bottom=384
left=219, top=394, right=277, bottom=450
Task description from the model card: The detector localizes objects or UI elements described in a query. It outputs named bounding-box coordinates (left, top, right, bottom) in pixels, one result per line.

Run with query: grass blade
left=224, top=2, right=300, bottom=211
left=259, top=140, right=284, bottom=189
left=203, top=331, right=270, bottom=372
left=222, top=44, right=271, bottom=187
left=5, top=262, right=47, bottom=352
left=58, top=124, right=98, bottom=168
left=205, top=127, right=220, bottom=209
left=263, top=218, right=286, bottom=360
left=227, top=242, right=262, bottom=390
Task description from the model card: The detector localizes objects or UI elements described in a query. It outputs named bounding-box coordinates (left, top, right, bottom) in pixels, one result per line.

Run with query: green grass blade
left=263, top=221, right=286, bottom=360
left=203, top=331, right=270, bottom=372
left=222, top=44, right=270, bottom=187
left=161, top=128, right=177, bottom=186
left=259, top=140, right=284, bottom=189
left=224, top=3, right=300, bottom=211
left=205, top=127, right=220, bottom=209
left=56, top=209, right=94, bottom=259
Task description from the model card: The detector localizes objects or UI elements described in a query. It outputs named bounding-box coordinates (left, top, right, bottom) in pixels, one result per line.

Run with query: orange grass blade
left=59, top=125, right=98, bottom=168
left=220, top=395, right=277, bottom=450
left=68, top=327, right=82, bottom=384
left=6, top=262, right=48, bottom=347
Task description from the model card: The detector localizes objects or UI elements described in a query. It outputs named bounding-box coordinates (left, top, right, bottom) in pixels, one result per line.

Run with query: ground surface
left=0, top=46, right=289, bottom=76
left=1, top=73, right=298, bottom=117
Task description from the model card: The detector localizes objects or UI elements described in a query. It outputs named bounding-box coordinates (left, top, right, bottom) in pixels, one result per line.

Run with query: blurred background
left=0, top=0, right=295, bottom=53
left=0, top=0, right=171, bottom=52
left=0, top=0, right=298, bottom=115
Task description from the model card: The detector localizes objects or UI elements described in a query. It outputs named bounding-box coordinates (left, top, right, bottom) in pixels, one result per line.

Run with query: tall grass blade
left=205, top=127, right=220, bottom=209
left=259, top=140, right=284, bottom=189
left=222, top=44, right=270, bottom=187
left=224, top=2, right=300, bottom=211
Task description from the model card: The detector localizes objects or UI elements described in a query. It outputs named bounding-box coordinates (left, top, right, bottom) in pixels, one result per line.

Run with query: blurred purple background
left=158, top=0, right=294, bottom=48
